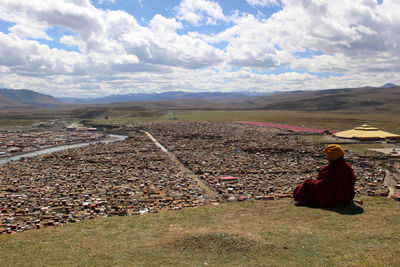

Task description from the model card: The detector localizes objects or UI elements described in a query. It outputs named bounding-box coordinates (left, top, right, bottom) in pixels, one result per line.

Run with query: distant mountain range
left=0, top=83, right=398, bottom=112
left=102, top=85, right=399, bottom=112
left=381, top=83, right=398, bottom=88
left=60, top=83, right=398, bottom=104
left=59, top=91, right=266, bottom=104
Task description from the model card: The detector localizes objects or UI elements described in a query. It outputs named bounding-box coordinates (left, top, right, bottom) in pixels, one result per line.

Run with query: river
left=0, top=134, right=127, bottom=165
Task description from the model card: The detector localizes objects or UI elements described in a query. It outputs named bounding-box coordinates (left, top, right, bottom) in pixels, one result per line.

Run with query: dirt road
left=142, top=130, right=222, bottom=202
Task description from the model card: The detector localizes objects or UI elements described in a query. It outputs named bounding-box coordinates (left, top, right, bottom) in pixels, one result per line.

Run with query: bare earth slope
left=253, top=86, right=400, bottom=111
left=0, top=93, right=28, bottom=109
left=0, top=88, right=63, bottom=108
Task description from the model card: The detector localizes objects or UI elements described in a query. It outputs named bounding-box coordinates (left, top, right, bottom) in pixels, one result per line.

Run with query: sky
left=0, top=0, right=398, bottom=98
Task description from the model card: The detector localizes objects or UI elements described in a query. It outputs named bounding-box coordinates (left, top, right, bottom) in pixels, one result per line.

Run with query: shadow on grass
left=295, top=202, right=364, bottom=215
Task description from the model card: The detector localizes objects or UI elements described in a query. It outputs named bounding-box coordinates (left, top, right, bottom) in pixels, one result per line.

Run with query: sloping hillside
left=0, top=89, right=63, bottom=107
left=0, top=93, right=29, bottom=109
left=238, top=86, right=400, bottom=112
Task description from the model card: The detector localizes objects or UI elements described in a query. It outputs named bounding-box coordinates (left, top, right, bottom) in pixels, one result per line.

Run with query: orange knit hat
left=323, top=144, right=344, bottom=160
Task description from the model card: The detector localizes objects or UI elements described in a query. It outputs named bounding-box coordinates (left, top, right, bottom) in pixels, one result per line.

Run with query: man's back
left=293, top=145, right=357, bottom=208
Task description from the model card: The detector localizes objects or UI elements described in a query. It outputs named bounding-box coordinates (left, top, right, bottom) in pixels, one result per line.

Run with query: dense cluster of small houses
left=0, top=121, right=396, bottom=234
left=0, top=129, right=103, bottom=155
left=141, top=122, right=389, bottom=200
left=0, top=132, right=204, bottom=234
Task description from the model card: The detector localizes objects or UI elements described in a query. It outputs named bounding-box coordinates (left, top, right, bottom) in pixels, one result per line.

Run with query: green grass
left=0, top=118, right=61, bottom=127
left=0, top=112, right=72, bottom=127
left=1, top=196, right=399, bottom=266
left=0, top=119, right=45, bottom=127
left=1, top=108, right=398, bottom=134
left=89, top=109, right=400, bottom=134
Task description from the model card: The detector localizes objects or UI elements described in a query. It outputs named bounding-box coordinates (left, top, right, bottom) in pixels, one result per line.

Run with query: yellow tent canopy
left=333, top=124, right=400, bottom=140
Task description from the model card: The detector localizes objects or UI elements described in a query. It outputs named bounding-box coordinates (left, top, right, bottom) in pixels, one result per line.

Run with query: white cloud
left=246, top=0, right=280, bottom=7
left=0, top=0, right=106, bottom=51
left=0, top=0, right=224, bottom=77
left=175, top=0, right=228, bottom=26
left=97, top=0, right=115, bottom=4
left=270, top=0, right=400, bottom=56
left=150, top=15, right=182, bottom=33
left=59, top=35, right=84, bottom=49
left=204, top=0, right=400, bottom=74
left=0, top=32, right=84, bottom=75
left=116, top=13, right=224, bottom=69
left=292, top=54, right=348, bottom=73
left=227, top=42, right=292, bottom=69
left=9, top=23, right=52, bottom=41
left=0, top=0, right=400, bottom=97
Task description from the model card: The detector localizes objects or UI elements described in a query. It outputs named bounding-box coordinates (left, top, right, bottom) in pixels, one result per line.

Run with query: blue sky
left=0, top=0, right=398, bottom=97
left=92, top=0, right=282, bottom=28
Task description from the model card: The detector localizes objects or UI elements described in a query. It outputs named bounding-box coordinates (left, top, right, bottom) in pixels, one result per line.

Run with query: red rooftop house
left=66, top=126, right=76, bottom=132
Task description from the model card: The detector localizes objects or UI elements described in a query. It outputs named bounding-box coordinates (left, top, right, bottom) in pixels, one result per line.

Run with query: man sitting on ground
left=293, top=144, right=357, bottom=208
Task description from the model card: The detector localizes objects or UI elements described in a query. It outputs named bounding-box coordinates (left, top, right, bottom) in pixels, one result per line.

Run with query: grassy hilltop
left=0, top=196, right=399, bottom=266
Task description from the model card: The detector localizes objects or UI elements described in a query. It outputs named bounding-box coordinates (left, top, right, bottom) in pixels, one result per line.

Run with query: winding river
left=0, top=134, right=127, bottom=165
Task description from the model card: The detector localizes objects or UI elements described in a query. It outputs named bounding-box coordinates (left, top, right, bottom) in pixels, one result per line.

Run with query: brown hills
left=0, top=93, right=28, bottom=109
left=107, top=86, right=400, bottom=112
left=251, top=86, right=400, bottom=111
left=0, top=89, right=63, bottom=109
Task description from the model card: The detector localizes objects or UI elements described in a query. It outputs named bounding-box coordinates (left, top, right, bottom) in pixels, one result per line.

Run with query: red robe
left=293, top=159, right=357, bottom=208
